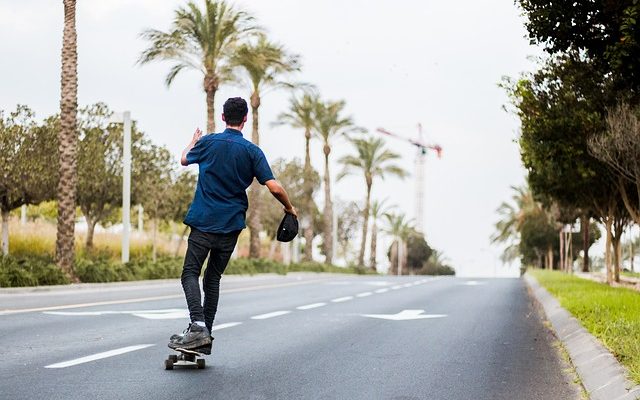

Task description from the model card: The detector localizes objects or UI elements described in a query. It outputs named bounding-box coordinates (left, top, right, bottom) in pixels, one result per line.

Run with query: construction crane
left=376, top=124, right=442, bottom=234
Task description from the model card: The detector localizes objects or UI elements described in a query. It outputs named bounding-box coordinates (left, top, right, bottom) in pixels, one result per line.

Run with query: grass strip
left=529, top=269, right=640, bottom=384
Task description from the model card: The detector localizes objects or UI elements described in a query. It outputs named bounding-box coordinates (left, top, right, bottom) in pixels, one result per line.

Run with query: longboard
left=164, top=347, right=206, bottom=370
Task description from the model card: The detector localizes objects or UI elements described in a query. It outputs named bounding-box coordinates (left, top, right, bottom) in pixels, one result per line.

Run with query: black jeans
left=181, top=227, right=240, bottom=332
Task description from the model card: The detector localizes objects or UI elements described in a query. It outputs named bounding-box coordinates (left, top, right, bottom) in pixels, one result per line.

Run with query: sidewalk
left=525, top=274, right=640, bottom=400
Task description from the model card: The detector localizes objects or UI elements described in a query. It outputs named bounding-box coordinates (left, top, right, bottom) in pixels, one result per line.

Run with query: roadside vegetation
left=530, top=270, right=640, bottom=384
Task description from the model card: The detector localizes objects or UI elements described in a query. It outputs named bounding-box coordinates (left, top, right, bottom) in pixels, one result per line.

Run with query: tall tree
left=139, top=0, right=258, bottom=132
left=369, top=199, right=392, bottom=272
left=56, top=0, right=79, bottom=278
left=313, top=98, right=359, bottom=264
left=0, top=107, right=58, bottom=255
left=384, top=212, right=413, bottom=275
left=232, top=34, right=300, bottom=258
left=338, top=136, right=407, bottom=267
left=274, top=92, right=319, bottom=261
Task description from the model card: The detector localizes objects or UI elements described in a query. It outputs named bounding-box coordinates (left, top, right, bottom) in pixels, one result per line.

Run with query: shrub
left=0, top=255, right=69, bottom=287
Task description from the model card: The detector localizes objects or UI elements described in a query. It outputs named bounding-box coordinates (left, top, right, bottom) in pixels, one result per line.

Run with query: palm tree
left=313, top=99, right=359, bottom=265
left=384, top=212, right=414, bottom=275
left=56, top=0, right=79, bottom=279
left=491, top=185, right=539, bottom=263
left=138, top=0, right=257, bottom=133
left=338, top=136, right=407, bottom=267
left=232, top=34, right=300, bottom=258
left=369, top=199, right=393, bottom=271
left=274, top=92, right=318, bottom=261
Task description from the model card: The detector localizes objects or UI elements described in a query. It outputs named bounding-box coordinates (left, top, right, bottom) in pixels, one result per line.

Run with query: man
left=169, top=97, right=297, bottom=354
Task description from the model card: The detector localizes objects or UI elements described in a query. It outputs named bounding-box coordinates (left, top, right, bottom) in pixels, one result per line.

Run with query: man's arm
left=181, top=128, right=203, bottom=166
left=265, top=179, right=297, bottom=217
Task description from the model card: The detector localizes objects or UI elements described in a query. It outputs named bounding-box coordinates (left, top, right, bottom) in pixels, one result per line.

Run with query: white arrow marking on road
left=296, top=303, right=327, bottom=310
left=361, top=309, right=447, bottom=321
left=44, top=308, right=189, bottom=320
left=251, top=311, right=291, bottom=320
left=45, top=344, right=155, bottom=369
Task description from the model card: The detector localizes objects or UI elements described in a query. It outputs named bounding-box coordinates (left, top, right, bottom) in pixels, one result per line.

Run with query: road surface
left=0, top=274, right=580, bottom=399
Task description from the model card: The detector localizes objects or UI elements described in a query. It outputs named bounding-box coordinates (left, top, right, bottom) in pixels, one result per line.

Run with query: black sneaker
left=168, top=324, right=211, bottom=350
left=194, top=340, right=213, bottom=355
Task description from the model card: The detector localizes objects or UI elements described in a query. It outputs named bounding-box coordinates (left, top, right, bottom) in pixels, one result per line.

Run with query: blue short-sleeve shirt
left=183, top=128, right=275, bottom=233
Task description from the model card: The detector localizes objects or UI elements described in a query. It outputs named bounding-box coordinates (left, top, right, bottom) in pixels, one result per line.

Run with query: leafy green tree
left=167, top=170, right=197, bottom=256
left=274, top=91, right=319, bottom=261
left=56, top=0, right=79, bottom=277
left=338, top=135, right=407, bottom=267
left=0, top=106, right=58, bottom=255
left=518, top=0, right=640, bottom=94
left=313, top=98, right=360, bottom=264
left=405, top=232, right=434, bottom=272
left=76, top=104, right=122, bottom=249
left=335, top=200, right=362, bottom=264
left=232, top=34, right=300, bottom=258
left=504, top=54, right=614, bottom=272
left=139, top=0, right=258, bottom=132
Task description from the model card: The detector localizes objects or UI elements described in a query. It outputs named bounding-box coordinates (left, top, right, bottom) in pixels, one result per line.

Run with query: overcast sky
left=0, top=0, right=548, bottom=277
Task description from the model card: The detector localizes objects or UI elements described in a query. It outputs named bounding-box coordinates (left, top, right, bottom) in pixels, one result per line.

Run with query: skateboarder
left=169, top=97, right=297, bottom=354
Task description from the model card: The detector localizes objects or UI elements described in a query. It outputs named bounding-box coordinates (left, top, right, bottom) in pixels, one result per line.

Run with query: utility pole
left=109, top=111, right=131, bottom=264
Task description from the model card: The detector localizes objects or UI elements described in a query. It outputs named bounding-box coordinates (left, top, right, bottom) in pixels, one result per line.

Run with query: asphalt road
left=0, top=274, right=581, bottom=400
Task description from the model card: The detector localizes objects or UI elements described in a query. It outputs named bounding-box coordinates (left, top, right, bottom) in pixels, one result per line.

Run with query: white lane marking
left=45, top=344, right=155, bottom=369
left=362, top=310, right=447, bottom=321
left=375, top=288, right=389, bottom=294
left=44, top=308, right=189, bottom=320
left=331, top=296, right=354, bottom=303
left=356, top=292, right=373, bottom=298
left=250, top=311, right=291, bottom=320
left=391, top=285, right=403, bottom=290
left=362, top=281, right=391, bottom=286
left=462, top=281, right=486, bottom=286
left=296, top=303, right=327, bottom=310
left=402, top=283, right=413, bottom=288
left=411, top=282, right=422, bottom=286
left=1, top=278, right=336, bottom=316
left=212, top=322, right=242, bottom=331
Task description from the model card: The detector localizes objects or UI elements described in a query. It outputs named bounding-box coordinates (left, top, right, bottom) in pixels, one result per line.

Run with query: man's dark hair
left=223, top=97, right=248, bottom=126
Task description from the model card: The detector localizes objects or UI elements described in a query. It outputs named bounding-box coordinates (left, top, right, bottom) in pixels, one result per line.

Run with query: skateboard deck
left=165, top=347, right=206, bottom=370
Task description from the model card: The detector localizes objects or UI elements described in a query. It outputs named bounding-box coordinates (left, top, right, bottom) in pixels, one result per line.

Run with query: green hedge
left=0, top=255, right=372, bottom=287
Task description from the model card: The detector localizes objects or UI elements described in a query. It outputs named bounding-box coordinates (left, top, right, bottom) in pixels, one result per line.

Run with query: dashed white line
left=212, top=322, right=242, bottom=330
left=375, top=288, right=389, bottom=294
left=250, top=311, right=291, bottom=320
left=331, top=296, right=354, bottom=303
left=356, top=292, right=373, bottom=298
left=45, top=344, right=155, bottom=369
left=296, top=303, right=327, bottom=310
left=402, top=283, right=413, bottom=288
left=391, top=285, right=403, bottom=290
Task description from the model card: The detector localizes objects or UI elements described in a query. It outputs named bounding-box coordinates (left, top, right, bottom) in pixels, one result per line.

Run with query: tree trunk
left=323, top=145, right=333, bottom=265
left=547, top=245, right=553, bottom=270
left=369, top=223, right=378, bottom=272
left=614, top=238, right=622, bottom=283
left=152, top=218, right=158, bottom=263
left=56, top=0, right=78, bottom=278
left=389, top=240, right=398, bottom=274
left=631, top=241, right=635, bottom=272
left=248, top=92, right=262, bottom=259
left=204, top=74, right=218, bottom=133
left=85, top=216, right=97, bottom=249
left=358, top=181, right=372, bottom=267
left=582, top=214, right=590, bottom=272
left=605, top=217, right=613, bottom=285
left=559, top=230, right=564, bottom=271
left=303, top=129, right=314, bottom=262
left=1, top=210, right=9, bottom=256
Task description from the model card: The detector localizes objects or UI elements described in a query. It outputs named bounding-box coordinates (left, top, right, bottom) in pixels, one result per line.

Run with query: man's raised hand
left=192, top=127, right=203, bottom=144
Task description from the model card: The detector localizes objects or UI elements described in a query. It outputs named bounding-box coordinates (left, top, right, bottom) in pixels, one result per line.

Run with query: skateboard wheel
left=169, top=355, right=178, bottom=363
left=165, top=359, right=174, bottom=370
left=197, top=359, right=205, bottom=369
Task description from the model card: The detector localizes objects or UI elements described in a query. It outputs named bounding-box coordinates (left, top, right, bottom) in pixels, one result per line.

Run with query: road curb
left=524, top=274, right=640, bottom=400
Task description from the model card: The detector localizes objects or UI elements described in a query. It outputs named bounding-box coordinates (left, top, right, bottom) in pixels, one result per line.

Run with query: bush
left=0, top=255, right=69, bottom=287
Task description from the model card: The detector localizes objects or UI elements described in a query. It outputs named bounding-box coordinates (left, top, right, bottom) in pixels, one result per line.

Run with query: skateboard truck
left=165, top=347, right=206, bottom=370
